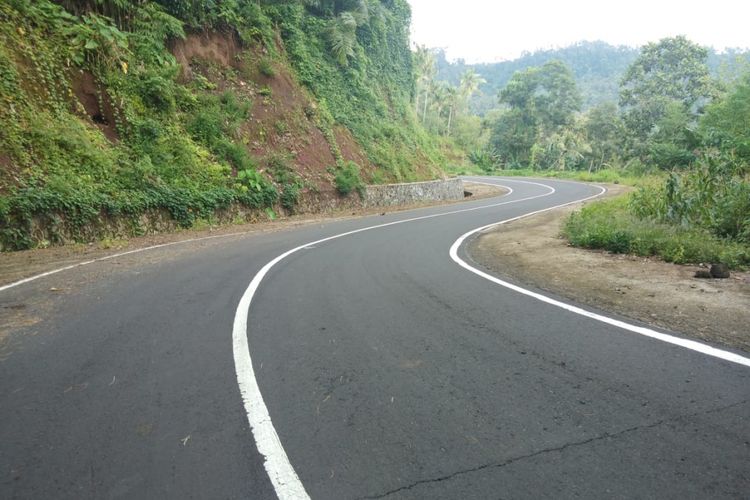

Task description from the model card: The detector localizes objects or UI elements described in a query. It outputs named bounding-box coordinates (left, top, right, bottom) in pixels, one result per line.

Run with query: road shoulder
left=469, top=184, right=750, bottom=353
left=0, top=181, right=507, bottom=288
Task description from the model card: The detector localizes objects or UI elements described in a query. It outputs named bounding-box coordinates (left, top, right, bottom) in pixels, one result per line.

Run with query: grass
left=563, top=196, right=750, bottom=269
left=443, top=164, right=659, bottom=186
left=258, top=57, right=276, bottom=78
left=443, top=162, right=484, bottom=177
left=486, top=167, right=649, bottom=186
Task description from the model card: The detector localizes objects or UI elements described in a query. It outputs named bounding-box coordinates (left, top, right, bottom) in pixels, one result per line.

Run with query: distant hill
left=436, top=41, right=750, bottom=115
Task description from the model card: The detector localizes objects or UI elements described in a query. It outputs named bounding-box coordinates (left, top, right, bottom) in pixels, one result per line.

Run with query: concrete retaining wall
left=364, top=178, right=464, bottom=207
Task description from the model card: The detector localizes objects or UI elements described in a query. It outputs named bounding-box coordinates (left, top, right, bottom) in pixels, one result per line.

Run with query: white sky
left=408, top=0, right=750, bottom=63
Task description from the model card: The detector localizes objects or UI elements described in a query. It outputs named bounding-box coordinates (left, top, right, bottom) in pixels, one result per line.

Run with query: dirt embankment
left=469, top=184, right=750, bottom=353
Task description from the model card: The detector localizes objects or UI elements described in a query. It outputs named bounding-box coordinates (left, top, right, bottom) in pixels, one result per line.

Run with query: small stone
left=709, top=263, right=730, bottom=279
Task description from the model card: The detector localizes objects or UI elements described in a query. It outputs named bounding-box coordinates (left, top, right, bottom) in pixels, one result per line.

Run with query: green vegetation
left=432, top=36, right=750, bottom=268
left=267, top=1, right=445, bottom=181
left=488, top=168, right=642, bottom=186
left=491, top=60, right=582, bottom=169
left=435, top=41, right=750, bottom=115
left=564, top=197, right=749, bottom=268
left=0, top=0, right=278, bottom=250
left=0, top=0, right=450, bottom=250
left=411, top=46, right=488, bottom=169
left=333, top=161, right=364, bottom=197
left=557, top=58, right=750, bottom=268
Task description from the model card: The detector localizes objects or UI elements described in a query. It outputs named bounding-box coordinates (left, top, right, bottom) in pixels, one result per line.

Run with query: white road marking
left=0, top=178, right=524, bottom=295
left=14, top=177, right=734, bottom=499
left=233, top=180, right=556, bottom=499
left=449, top=183, right=750, bottom=369
left=0, top=232, right=253, bottom=293
left=0, top=178, right=520, bottom=295
left=464, top=179, right=515, bottom=196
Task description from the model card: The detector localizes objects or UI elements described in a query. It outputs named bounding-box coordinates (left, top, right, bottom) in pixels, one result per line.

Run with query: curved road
left=1, top=177, right=748, bottom=499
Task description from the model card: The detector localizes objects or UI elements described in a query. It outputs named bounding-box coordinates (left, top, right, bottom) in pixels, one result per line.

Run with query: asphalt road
left=1, top=177, right=748, bottom=499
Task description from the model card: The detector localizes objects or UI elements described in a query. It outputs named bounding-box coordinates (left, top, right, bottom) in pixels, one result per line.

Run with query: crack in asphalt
left=358, top=399, right=749, bottom=499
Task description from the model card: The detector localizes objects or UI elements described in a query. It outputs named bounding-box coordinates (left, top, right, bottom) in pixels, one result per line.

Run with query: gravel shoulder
left=469, top=183, right=750, bottom=353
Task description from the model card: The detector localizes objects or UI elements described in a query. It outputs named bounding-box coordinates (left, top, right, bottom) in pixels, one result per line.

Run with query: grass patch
left=563, top=196, right=750, bottom=269
left=258, top=57, right=276, bottom=78
left=487, top=168, right=650, bottom=186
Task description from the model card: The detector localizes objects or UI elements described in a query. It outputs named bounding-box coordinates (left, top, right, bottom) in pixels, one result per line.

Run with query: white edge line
left=462, top=178, right=515, bottom=194
left=449, top=184, right=750, bottom=369
left=0, top=179, right=517, bottom=295
left=0, top=232, right=253, bottom=293
left=232, top=179, right=557, bottom=499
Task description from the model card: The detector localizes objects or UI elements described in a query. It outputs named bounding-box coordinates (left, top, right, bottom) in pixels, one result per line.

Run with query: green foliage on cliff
left=0, top=0, right=445, bottom=250
left=264, top=1, right=443, bottom=180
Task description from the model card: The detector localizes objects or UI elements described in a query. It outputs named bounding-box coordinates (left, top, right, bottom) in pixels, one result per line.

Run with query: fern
left=326, top=12, right=357, bottom=66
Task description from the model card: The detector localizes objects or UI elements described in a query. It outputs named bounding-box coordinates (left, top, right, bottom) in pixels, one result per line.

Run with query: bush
left=468, top=149, right=500, bottom=173
left=563, top=196, right=750, bottom=268
left=135, top=72, right=176, bottom=113
left=629, top=152, right=750, bottom=243
left=280, top=183, right=301, bottom=212
left=334, top=161, right=364, bottom=197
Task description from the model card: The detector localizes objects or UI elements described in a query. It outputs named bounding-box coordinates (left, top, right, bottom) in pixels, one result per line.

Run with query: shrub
left=280, top=183, right=301, bottom=212
left=629, top=152, right=750, bottom=243
left=334, top=161, right=364, bottom=197
left=468, top=148, right=500, bottom=173
left=135, top=72, right=176, bottom=113
left=564, top=196, right=750, bottom=268
left=258, top=57, right=276, bottom=78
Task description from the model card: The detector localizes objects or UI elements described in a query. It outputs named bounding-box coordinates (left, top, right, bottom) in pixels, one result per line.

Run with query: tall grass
left=563, top=196, right=750, bottom=268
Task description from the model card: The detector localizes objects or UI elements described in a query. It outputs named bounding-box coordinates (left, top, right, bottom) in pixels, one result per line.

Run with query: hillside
left=436, top=41, right=750, bottom=114
left=0, top=0, right=447, bottom=251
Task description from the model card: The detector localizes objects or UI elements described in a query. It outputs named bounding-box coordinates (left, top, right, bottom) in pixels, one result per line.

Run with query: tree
left=412, top=44, right=436, bottom=120
left=444, top=84, right=459, bottom=135
left=498, top=60, right=580, bottom=132
left=647, top=101, right=700, bottom=169
left=322, top=0, right=382, bottom=66
left=620, top=36, right=715, bottom=153
left=458, top=69, right=485, bottom=112
left=530, top=125, right=590, bottom=171
left=489, top=108, right=537, bottom=167
left=530, top=60, right=582, bottom=131
left=490, top=60, right=581, bottom=166
left=700, top=72, right=750, bottom=168
left=584, top=102, right=624, bottom=171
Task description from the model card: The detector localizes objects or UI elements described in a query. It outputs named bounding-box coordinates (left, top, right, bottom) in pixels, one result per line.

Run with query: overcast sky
left=407, top=0, right=750, bottom=63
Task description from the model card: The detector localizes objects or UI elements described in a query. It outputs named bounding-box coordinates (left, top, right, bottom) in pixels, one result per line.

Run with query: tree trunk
left=446, top=106, right=453, bottom=136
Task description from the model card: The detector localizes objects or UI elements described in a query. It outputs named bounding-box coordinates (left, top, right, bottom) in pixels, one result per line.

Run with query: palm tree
left=444, top=85, right=459, bottom=136
left=413, top=45, right=436, bottom=121
left=458, top=69, right=486, bottom=113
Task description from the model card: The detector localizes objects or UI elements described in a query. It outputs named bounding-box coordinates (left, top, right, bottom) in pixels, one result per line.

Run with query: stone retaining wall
left=364, top=178, right=464, bottom=207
